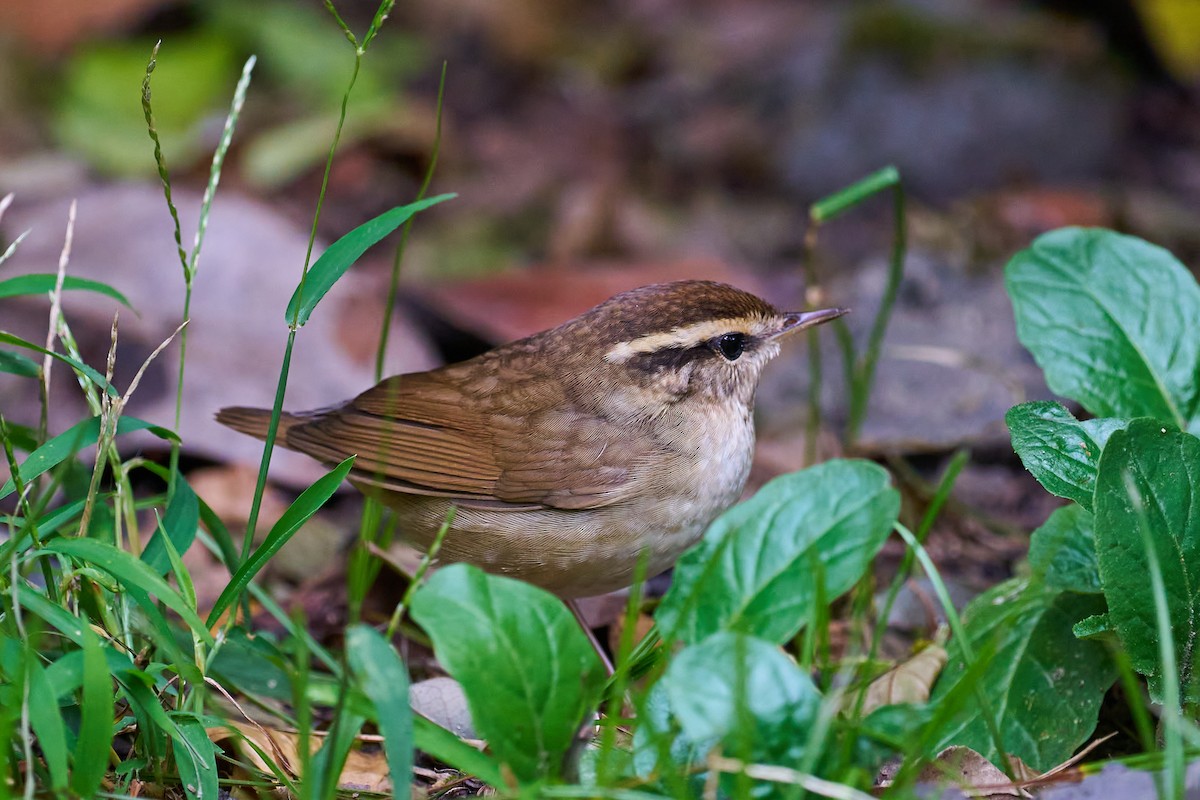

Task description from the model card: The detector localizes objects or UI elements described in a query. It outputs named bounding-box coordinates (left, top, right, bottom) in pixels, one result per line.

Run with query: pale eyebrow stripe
left=605, top=318, right=759, bottom=363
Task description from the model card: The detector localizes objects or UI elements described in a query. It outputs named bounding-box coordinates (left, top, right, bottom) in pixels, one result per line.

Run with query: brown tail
left=215, top=406, right=305, bottom=443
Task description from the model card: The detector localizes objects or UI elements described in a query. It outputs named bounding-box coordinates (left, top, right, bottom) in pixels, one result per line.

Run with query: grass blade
left=207, top=455, right=355, bottom=626
left=0, top=349, right=40, bottom=378
left=170, top=713, right=219, bottom=800
left=141, top=475, right=199, bottom=574
left=285, top=195, right=455, bottom=327
left=0, top=274, right=132, bottom=307
left=24, top=648, right=69, bottom=791
left=71, top=626, right=113, bottom=799
left=0, top=331, right=118, bottom=397
left=0, top=416, right=178, bottom=501
left=39, top=538, right=214, bottom=645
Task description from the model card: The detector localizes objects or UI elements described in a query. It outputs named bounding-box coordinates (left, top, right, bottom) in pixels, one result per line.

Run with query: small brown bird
left=217, top=281, right=844, bottom=597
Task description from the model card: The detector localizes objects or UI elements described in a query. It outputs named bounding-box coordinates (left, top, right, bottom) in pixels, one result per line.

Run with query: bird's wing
left=284, top=372, right=650, bottom=511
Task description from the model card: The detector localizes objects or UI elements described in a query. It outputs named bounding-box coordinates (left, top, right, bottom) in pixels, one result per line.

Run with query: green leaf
left=1006, top=228, right=1200, bottom=430
left=0, top=348, right=40, bottom=377
left=347, top=625, right=412, bottom=787
left=25, top=649, right=70, bottom=790
left=409, top=563, right=606, bottom=782
left=0, top=498, right=87, bottom=563
left=0, top=332, right=119, bottom=396
left=208, top=628, right=293, bottom=699
left=1073, top=612, right=1115, bottom=640
left=71, top=626, right=113, bottom=799
left=1006, top=401, right=1128, bottom=509
left=11, top=589, right=187, bottom=747
left=0, top=415, right=178, bottom=500
left=170, top=713, right=219, bottom=800
left=141, top=476, right=199, bottom=574
left=657, top=459, right=899, bottom=644
left=206, top=456, right=355, bottom=626
left=1027, top=505, right=1102, bottom=594
left=653, top=632, right=821, bottom=775
left=40, top=538, right=213, bottom=645
left=0, top=273, right=132, bottom=307
left=929, top=579, right=1115, bottom=771
left=285, top=194, right=455, bottom=326
left=1094, top=419, right=1200, bottom=702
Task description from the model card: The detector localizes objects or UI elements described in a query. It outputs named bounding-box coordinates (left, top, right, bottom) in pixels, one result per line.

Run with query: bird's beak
left=772, top=307, right=848, bottom=338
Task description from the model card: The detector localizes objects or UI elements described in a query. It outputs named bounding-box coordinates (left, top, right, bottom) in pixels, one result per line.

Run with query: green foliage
left=347, top=625, right=414, bottom=792
left=1007, top=227, right=1200, bottom=431
left=206, top=455, right=356, bottom=625
left=928, top=579, right=1114, bottom=770
left=655, top=632, right=822, bottom=771
left=1027, top=505, right=1101, bottom=594
left=1094, top=420, right=1200, bottom=703
left=55, top=33, right=240, bottom=176
left=410, top=564, right=607, bottom=782
left=657, top=459, right=900, bottom=644
left=1006, top=401, right=1127, bottom=509
left=0, top=273, right=132, bottom=306
left=1002, top=227, right=1200, bottom=737
left=284, top=194, right=456, bottom=326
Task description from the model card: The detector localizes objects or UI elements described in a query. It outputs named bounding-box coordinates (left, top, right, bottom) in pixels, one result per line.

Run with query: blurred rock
left=760, top=243, right=1052, bottom=454
left=410, top=677, right=477, bottom=740
left=0, top=182, right=439, bottom=485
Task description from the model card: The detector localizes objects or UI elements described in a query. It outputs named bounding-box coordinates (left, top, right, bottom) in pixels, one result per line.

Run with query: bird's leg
left=568, top=599, right=615, bottom=676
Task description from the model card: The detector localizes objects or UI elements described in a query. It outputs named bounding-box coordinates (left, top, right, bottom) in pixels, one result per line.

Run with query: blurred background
left=2, top=0, right=1199, bottom=604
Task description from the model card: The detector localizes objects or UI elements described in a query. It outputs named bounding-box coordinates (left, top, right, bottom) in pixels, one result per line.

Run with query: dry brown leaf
left=850, top=643, right=948, bottom=716
left=918, top=746, right=1030, bottom=798
left=208, top=722, right=392, bottom=795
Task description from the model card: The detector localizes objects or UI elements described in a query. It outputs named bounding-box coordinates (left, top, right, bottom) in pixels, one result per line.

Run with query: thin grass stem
left=893, top=522, right=1014, bottom=779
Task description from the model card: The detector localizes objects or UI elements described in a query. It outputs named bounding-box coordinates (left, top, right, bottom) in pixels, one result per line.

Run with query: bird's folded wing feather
left=284, top=372, right=650, bottom=510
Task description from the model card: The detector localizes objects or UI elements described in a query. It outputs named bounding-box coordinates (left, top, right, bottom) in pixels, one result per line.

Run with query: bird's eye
left=713, top=332, right=746, bottom=361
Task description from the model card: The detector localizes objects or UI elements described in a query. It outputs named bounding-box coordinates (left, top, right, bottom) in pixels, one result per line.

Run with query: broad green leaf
left=40, top=538, right=213, bottom=645
left=1006, top=228, right=1200, bottom=430
left=0, top=415, right=178, bottom=500
left=0, top=331, right=118, bottom=396
left=0, top=273, right=132, bottom=307
left=657, top=459, right=899, bottom=644
left=409, top=564, right=606, bottom=782
left=1073, top=613, right=1115, bottom=639
left=71, top=627, right=113, bottom=799
left=929, top=579, right=1115, bottom=771
left=649, top=631, right=821, bottom=790
left=347, top=625, right=412, bottom=787
left=207, top=456, right=355, bottom=625
left=1006, top=401, right=1128, bottom=509
left=1027, top=505, right=1102, bottom=594
left=170, top=713, right=219, bottom=800
left=1094, top=419, right=1200, bottom=702
left=141, top=476, right=199, bottom=574
left=285, top=194, right=455, bottom=327
left=208, top=628, right=293, bottom=699
left=0, top=348, right=40, bottom=377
